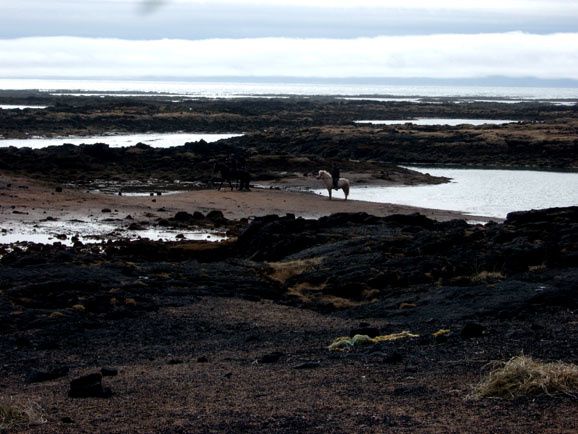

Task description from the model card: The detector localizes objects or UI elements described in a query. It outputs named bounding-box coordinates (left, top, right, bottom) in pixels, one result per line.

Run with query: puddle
left=0, top=220, right=227, bottom=246
left=0, top=104, right=48, bottom=110
left=466, top=220, right=489, bottom=226
left=355, top=119, right=516, bottom=126
left=0, top=132, right=243, bottom=149
left=87, top=179, right=207, bottom=196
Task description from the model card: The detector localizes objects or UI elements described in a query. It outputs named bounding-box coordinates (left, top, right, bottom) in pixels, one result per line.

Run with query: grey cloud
left=1, top=34, right=577, bottom=81
left=1, top=2, right=577, bottom=39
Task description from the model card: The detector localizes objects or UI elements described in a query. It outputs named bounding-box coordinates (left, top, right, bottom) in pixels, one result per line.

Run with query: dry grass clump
left=475, top=355, right=578, bottom=399
left=0, top=400, right=46, bottom=430
left=328, top=331, right=419, bottom=352
left=266, top=258, right=322, bottom=284
left=471, top=271, right=504, bottom=284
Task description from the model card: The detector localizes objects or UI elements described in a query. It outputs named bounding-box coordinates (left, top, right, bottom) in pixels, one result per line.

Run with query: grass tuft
left=474, top=355, right=578, bottom=399
left=471, top=271, right=504, bottom=284
left=267, top=258, right=322, bottom=284
left=0, top=400, right=46, bottom=430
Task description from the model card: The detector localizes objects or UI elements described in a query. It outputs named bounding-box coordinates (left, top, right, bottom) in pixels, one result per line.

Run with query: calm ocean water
left=1, top=79, right=578, bottom=101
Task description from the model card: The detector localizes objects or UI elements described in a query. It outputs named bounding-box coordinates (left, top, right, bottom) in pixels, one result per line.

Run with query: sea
left=1, top=78, right=578, bottom=102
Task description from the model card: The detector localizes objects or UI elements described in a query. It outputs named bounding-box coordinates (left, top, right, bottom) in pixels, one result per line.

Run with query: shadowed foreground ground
left=1, top=207, right=577, bottom=433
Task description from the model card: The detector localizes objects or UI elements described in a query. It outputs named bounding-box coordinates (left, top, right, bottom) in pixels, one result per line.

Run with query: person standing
left=331, top=163, right=340, bottom=190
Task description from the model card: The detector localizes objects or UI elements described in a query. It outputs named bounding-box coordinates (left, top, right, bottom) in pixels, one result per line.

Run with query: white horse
left=316, top=170, right=350, bottom=200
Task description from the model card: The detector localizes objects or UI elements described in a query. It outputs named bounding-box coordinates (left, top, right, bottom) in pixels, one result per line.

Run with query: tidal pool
left=0, top=220, right=227, bottom=246
left=0, top=132, right=243, bottom=149
left=316, top=167, right=578, bottom=218
left=0, top=104, right=48, bottom=110
left=355, top=119, right=515, bottom=126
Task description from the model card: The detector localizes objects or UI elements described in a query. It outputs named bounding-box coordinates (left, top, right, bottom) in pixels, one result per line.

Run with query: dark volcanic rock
left=460, top=322, right=486, bottom=339
left=257, top=351, right=284, bottom=364
left=68, top=373, right=112, bottom=398
left=100, top=367, right=119, bottom=377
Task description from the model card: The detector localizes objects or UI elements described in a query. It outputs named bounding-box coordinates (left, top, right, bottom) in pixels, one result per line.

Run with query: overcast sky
left=1, top=0, right=577, bottom=83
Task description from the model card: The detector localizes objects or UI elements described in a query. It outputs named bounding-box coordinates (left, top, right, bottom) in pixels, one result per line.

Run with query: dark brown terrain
left=0, top=93, right=577, bottom=433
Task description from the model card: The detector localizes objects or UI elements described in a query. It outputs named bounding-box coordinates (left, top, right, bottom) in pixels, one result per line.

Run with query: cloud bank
left=1, top=33, right=577, bottom=81
left=4, top=1, right=578, bottom=40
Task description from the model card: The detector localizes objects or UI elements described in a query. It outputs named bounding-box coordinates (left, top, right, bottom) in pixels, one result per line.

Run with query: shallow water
left=2, top=79, right=578, bottom=101
left=0, top=104, right=48, bottom=110
left=355, top=119, right=515, bottom=126
left=317, top=167, right=578, bottom=218
left=0, top=220, right=227, bottom=246
left=0, top=132, right=243, bottom=149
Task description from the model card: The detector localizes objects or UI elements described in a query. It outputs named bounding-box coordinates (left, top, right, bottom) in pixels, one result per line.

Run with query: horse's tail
left=341, top=180, right=350, bottom=199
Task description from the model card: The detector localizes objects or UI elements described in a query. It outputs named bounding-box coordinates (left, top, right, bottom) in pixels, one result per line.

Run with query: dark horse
left=213, top=162, right=251, bottom=191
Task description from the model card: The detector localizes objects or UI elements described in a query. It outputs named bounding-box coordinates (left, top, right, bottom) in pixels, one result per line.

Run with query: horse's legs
left=328, top=188, right=332, bottom=200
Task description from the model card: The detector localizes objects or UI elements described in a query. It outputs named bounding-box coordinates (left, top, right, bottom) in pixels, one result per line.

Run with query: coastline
left=0, top=173, right=497, bottom=239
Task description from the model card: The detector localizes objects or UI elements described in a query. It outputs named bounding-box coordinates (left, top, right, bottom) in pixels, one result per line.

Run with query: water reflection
left=318, top=167, right=578, bottom=218
left=0, top=132, right=243, bottom=149
left=0, top=220, right=227, bottom=245
left=355, top=119, right=515, bottom=126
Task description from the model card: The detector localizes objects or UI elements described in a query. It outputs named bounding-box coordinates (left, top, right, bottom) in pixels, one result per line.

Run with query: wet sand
left=0, top=173, right=496, bottom=232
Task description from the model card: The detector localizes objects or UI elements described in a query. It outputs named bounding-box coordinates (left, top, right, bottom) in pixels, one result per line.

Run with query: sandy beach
left=0, top=173, right=496, bottom=235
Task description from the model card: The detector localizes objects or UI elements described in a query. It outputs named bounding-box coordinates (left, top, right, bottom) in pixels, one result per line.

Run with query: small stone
left=61, top=416, right=74, bottom=424
left=461, top=322, right=485, bottom=339
left=101, top=208, right=112, bottom=213
left=55, top=186, right=63, bottom=193
left=68, top=373, right=112, bottom=398
left=256, top=352, right=284, bottom=364
left=293, top=361, right=321, bottom=370
left=197, top=356, right=209, bottom=363
left=100, top=367, right=118, bottom=377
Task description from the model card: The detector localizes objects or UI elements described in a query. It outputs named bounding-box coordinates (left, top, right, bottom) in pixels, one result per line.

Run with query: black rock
left=206, top=210, right=226, bottom=223
left=197, top=356, right=209, bottom=363
left=55, top=186, right=63, bottom=193
left=101, top=208, right=111, bottom=213
left=68, top=373, right=112, bottom=398
left=173, top=211, right=194, bottom=222
left=293, top=361, right=321, bottom=369
left=257, top=351, right=284, bottom=364
left=100, top=367, right=118, bottom=377
left=461, top=322, right=486, bottom=339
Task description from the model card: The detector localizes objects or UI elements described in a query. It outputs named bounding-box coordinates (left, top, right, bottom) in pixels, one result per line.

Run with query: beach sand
left=0, top=173, right=496, bottom=229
